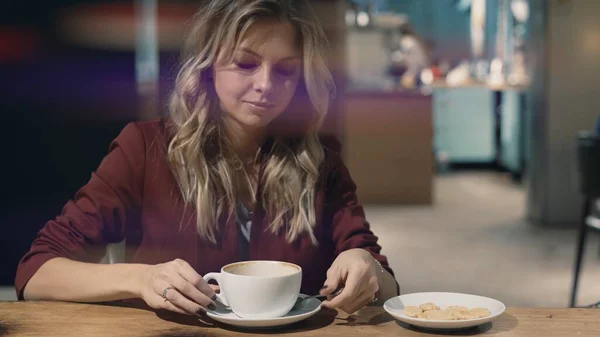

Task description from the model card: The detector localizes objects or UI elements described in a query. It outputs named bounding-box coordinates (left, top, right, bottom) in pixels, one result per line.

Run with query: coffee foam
left=224, top=261, right=300, bottom=277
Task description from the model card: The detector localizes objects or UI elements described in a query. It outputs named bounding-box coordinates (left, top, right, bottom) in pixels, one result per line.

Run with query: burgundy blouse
left=15, top=118, right=397, bottom=300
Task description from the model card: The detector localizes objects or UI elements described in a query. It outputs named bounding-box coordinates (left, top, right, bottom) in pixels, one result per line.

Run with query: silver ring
left=162, top=286, right=175, bottom=301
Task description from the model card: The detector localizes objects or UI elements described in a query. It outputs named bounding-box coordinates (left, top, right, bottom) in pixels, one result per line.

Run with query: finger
left=164, top=298, right=207, bottom=317
left=160, top=283, right=209, bottom=315
left=320, top=267, right=342, bottom=296
left=154, top=294, right=189, bottom=315
left=322, top=269, right=361, bottom=309
left=209, top=284, right=221, bottom=293
left=147, top=289, right=189, bottom=315
left=166, top=272, right=215, bottom=310
left=174, top=259, right=217, bottom=299
left=341, top=288, right=374, bottom=314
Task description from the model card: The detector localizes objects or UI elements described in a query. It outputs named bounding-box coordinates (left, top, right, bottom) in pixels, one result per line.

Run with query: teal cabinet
left=432, top=86, right=496, bottom=163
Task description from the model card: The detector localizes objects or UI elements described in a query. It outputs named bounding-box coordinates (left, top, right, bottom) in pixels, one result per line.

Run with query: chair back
left=578, top=131, right=600, bottom=198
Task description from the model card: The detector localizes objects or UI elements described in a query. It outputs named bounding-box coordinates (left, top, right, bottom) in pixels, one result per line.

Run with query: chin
left=242, top=110, right=280, bottom=126
left=239, top=115, right=273, bottom=129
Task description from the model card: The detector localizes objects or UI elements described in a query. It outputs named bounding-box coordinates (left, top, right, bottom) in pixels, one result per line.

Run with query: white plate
left=384, top=292, right=506, bottom=330
left=206, top=294, right=321, bottom=329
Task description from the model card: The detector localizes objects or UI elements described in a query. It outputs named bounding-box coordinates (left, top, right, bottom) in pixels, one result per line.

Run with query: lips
left=244, top=101, right=275, bottom=108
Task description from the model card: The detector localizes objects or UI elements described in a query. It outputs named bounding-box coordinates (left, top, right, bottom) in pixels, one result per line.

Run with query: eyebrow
left=238, top=47, right=301, bottom=61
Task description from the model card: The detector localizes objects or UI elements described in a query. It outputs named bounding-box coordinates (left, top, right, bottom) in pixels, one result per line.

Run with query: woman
left=16, top=0, right=399, bottom=317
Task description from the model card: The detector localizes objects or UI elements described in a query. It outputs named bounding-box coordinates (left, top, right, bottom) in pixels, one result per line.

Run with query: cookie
left=413, top=302, right=491, bottom=321
left=419, top=302, right=440, bottom=311
left=447, top=306, right=469, bottom=312
left=452, top=309, right=479, bottom=320
left=471, top=307, right=491, bottom=318
left=420, top=309, right=454, bottom=320
left=404, top=306, right=422, bottom=318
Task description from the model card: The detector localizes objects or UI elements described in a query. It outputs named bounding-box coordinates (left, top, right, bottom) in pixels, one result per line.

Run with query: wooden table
left=1, top=301, right=599, bottom=336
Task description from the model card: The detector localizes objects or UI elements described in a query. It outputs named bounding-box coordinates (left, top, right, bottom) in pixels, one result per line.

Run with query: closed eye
left=275, top=66, right=297, bottom=77
left=235, top=62, right=258, bottom=70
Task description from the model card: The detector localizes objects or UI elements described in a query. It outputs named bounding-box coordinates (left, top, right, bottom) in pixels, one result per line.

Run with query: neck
left=222, top=116, right=266, bottom=164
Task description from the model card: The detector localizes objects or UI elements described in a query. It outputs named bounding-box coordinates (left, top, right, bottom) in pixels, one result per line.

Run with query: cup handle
left=203, top=272, right=228, bottom=307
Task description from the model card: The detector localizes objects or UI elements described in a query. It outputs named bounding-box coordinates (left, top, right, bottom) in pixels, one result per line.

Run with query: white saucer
left=384, top=292, right=506, bottom=330
left=206, top=294, right=321, bottom=329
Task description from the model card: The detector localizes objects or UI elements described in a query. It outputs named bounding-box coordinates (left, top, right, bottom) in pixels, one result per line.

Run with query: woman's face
left=213, top=20, right=303, bottom=132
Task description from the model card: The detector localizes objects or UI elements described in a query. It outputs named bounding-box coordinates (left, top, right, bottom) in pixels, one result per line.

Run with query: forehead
left=236, top=20, right=302, bottom=58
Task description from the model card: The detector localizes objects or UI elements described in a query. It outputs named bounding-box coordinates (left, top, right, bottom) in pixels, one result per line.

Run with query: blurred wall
left=0, top=0, right=141, bottom=286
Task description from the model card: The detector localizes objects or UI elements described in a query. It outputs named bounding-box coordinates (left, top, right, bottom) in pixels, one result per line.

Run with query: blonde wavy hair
left=166, top=0, right=336, bottom=245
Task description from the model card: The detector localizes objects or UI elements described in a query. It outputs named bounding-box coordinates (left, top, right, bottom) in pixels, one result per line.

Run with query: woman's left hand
left=320, top=248, right=381, bottom=314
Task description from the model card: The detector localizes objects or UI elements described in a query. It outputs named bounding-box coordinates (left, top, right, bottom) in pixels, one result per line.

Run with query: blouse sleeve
left=322, top=136, right=399, bottom=292
left=14, top=122, right=146, bottom=299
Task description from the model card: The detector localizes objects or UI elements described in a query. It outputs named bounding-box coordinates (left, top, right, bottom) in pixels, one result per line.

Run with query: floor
left=2, top=171, right=599, bottom=307
left=369, top=171, right=600, bottom=308
left=0, top=287, right=15, bottom=301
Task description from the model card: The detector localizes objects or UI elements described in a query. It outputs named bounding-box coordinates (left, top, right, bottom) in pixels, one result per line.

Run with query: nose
left=254, top=66, right=274, bottom=96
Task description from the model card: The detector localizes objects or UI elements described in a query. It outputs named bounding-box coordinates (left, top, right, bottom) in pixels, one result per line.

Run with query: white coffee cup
left=203, top=260, right=302, bottom=319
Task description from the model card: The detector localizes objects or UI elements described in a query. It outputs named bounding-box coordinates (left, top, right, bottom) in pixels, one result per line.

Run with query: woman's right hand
left=137, top=259, right=217, bottom=316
